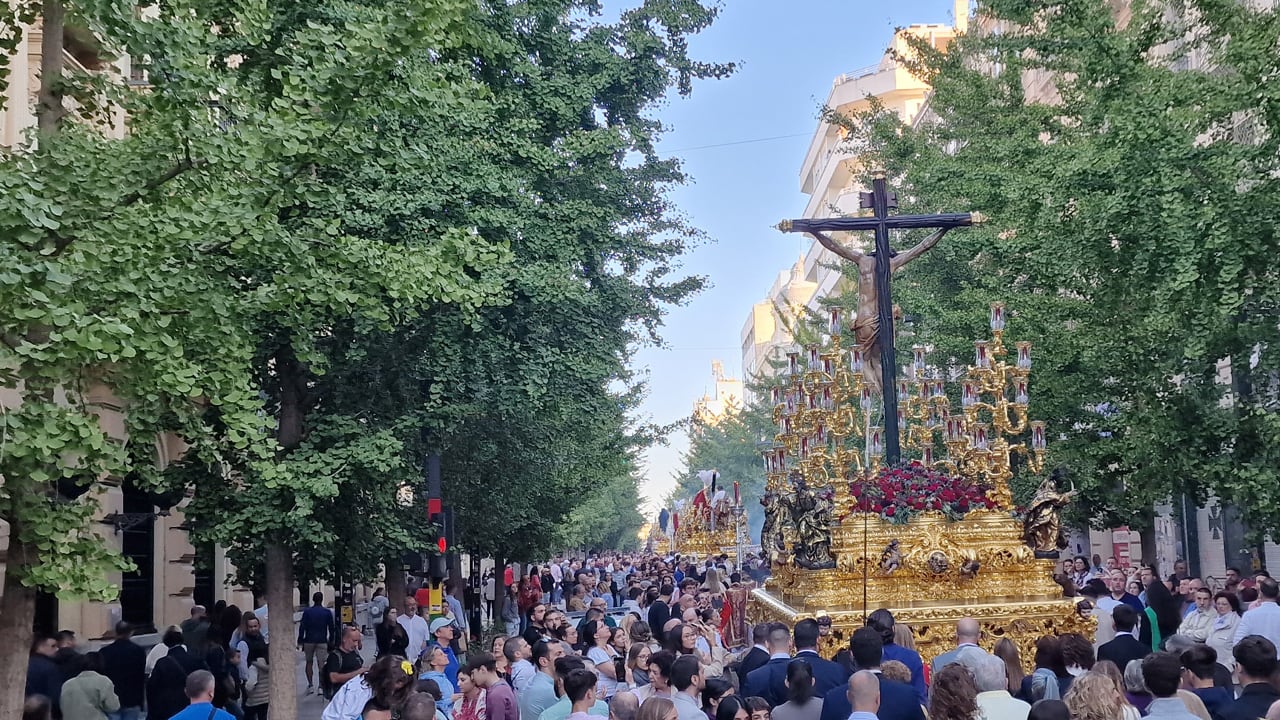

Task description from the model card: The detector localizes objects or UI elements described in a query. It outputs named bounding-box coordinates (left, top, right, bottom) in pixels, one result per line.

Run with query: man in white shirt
left=670, top=655, right=704, bottom=720
left=1233, top=579, right=1280, bottom=656
left=398, top=596, right=430, bottom=662
left=970, top=650, right=1030, bottom=720
left=507, top=636, right=536, bottom=693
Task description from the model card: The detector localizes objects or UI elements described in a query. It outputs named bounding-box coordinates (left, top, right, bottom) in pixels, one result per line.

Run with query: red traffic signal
left=437, top=537, right=447, bottom=554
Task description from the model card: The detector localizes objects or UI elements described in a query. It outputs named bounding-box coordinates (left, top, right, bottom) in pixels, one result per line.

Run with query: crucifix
left=776, top=170, right=984, bottom=465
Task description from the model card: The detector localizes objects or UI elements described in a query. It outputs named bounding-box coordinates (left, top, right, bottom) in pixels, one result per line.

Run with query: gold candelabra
left=764, top=302, right=1047, bottom=511
left=764, top=309, right=876, bottom=512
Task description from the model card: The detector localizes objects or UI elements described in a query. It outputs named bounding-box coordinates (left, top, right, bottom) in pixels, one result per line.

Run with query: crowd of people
left=23, top=549, right=1280, bottom=720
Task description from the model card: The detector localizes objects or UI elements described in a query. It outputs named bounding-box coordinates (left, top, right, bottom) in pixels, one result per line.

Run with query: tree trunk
left=267, top=343, right=305, bottom=718
left=37, top=0, right=65, bottom=135
left=385, top=558, right=405, bottom=613
left=0, top=525, right=38, bottom=720
left=265, top=543, right=296, bottom=718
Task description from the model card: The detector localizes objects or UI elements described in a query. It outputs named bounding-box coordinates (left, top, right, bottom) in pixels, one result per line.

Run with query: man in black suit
left=819, top=628, right=924, bottom=720
left=99, top=621, right=146, bottom=718
left=792, top=619, right=850, bottom=697
left=737, top=623, right=771, bottom=690
left=1097, top=605, right=1149, bottom=671
left=1220, top=636, right=1280, bottom=720
left=743, top=624, right=793, bottom=707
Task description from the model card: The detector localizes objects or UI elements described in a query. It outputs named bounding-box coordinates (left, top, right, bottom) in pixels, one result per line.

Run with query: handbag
left=219, top=671, right=239, bottom=701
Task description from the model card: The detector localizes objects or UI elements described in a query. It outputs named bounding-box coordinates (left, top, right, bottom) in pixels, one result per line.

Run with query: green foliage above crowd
left=833, top=0, right=1280, bottom=533
left=0, top=0, right=728, bottom=710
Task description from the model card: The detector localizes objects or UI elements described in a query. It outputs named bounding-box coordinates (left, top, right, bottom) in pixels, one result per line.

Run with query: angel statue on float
left=1023, top=467, right=1078, bottom=559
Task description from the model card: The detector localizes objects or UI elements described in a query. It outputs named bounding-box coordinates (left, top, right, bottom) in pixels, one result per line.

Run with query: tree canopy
left=0, top=0, right=728, bottom=711
left=832, top=0, right=1280, bottom=533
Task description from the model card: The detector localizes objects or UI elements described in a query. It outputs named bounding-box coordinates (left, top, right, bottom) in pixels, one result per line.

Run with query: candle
left=800, top=436, right=809, bottom=459
left=783, top=417, right=792, bottom=434
left=806, top=390, right=816, bottom=410
left=771, top=386, right=781, bottom=405
left=945, top=415, right=959, bottom=441
left=1015, top=380, right=1029, bottom=405
left=823, top=357, right=834, bottom=375
left=734, top=481, right=740, bottom=504
left=822, top=387, right=833, bottom=410
left=962, top=382, right=977, bottom=408
left=922, top=445, right=934, bottom=467
left=990, top=302, right=1006, bottom=331
left=973, top=423, right=990, bottom=450
left=1017, top=341, right=1032, bottom=369
left=851, top=348, right=865, bottom=373
left=860, top=385, right=872, bottom=410
left=830, top=308, right=842, bottom=336
left=816, top=424, right=826, bottom=444
left=933, top=380, right=946, bottom=398
left=912, top=345, right=927, bottom=374
left=808, top=345, right=821, bottom=371
left=1031, top=421, right=1046, bottom=450
left=897, top=406, right=906, bottom=428
left=785, top=390, right=797, bottom=415
left=788, top=352, right=800, bottom=376
left=869, top=426, right=883, bottom=456
left=898, top=380, right=910, bottom=403
left=975, top=341, right=990, bottom=369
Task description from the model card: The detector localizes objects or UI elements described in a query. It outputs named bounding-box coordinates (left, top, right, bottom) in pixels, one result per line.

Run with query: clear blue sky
left=634, top=0, right=962, bottom=514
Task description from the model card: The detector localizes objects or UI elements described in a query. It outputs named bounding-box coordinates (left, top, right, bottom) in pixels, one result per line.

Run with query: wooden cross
left=777, top=171, right=984, bottom=465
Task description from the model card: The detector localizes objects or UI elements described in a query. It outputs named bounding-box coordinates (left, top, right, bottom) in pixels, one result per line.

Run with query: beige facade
left=0, top=20, right=251, bottom=641
left=740, top=259, right=819, bottom=399
left=691, top=361, right=745, bottom=426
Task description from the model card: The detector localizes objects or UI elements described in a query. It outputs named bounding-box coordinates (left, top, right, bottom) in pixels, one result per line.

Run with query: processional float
left=749, top=172, right=1090, bottom=663
left=670, top=470, right=747, bottom=559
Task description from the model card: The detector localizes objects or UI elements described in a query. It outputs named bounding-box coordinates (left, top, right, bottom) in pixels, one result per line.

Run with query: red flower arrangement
left=849, top=461, right=998, bottom=525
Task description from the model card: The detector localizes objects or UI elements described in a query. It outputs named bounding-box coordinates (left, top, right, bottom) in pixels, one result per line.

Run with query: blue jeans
left=506, top=620, right=520, bottom=637
left=108, top=709, right=142, bottom=720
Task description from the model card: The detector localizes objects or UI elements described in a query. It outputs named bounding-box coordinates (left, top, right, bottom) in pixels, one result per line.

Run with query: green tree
left=830, top=0, right=1280, bottom=533
left=0, top=0, right=507, bottom=710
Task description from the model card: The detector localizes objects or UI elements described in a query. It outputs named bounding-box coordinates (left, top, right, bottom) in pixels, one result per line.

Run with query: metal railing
left=832, top=60, right=896, bottom=87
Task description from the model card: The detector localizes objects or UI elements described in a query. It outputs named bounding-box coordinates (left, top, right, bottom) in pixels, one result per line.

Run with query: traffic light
left=427, top=453, right=447, bottom=579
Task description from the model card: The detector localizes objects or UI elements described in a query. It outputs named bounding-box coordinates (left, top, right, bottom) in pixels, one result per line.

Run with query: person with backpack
left=321, top=625, right=367, bottom=700
left=369, top=588, right=388, bottom=632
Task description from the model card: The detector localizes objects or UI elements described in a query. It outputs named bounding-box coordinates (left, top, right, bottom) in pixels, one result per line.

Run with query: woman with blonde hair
left=638, top=697, right=677, bottom=720
left=994, top=638, right=1026, bottom=698
left=1090, top=661, right=1140, bottom=720
left=1063, top=672, right=1124, bottom=720
left=892, top=623, right=917, bottom=652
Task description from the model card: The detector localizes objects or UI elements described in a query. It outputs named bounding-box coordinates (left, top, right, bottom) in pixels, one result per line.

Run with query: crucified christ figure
left=808, top=228, right=949, bottom=394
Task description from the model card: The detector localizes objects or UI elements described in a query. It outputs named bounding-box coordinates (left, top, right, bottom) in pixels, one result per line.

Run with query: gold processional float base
left=742, top=509, right=1091, bottom=664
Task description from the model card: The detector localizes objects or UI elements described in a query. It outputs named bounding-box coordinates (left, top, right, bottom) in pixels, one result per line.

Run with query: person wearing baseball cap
left=429, top=617, right=460, bottom=688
